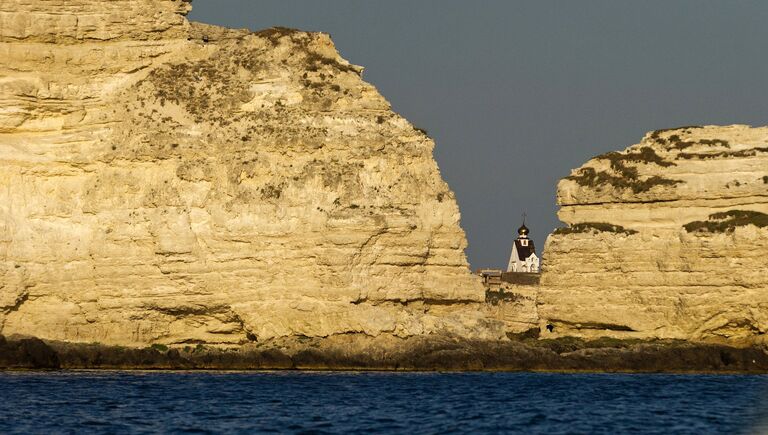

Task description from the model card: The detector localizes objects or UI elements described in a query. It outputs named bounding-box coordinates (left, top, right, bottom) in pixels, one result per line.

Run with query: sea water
left=1, top=372, right=767, bottom=434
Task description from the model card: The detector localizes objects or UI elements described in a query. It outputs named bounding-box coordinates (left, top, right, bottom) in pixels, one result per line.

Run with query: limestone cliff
left=0, top=0, right=495, bottom=346
left=540, top=125, right=768, bottom=345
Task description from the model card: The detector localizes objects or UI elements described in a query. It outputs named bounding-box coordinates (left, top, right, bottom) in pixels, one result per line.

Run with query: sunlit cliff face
left=0, top=0, right=498, bottom=347
left=540, top=125, right=768, bottom=345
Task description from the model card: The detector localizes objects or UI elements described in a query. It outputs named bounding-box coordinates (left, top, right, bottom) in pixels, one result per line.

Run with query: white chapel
left=506, top=222, right=540, bottom=273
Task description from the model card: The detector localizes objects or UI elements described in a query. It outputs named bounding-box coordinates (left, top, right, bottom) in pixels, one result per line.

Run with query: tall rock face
left=0, top=0, right=491, bottom=346
left=540, top=125, right=768, bottom=345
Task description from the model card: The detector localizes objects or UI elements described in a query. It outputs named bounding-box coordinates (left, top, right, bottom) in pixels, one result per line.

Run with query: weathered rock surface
left=0, top=0, right=494, bottom=347
left=484, top=284, right=539, bottom=336
left=3, top=334, right=767, bottom=373
left=0, top=335, right=60, bottom=369
left=540, top=125, right=768, bottom=345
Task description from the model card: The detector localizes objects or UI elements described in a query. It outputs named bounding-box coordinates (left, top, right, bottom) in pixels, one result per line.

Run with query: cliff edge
left=540, top=125, right=768, bottom=345
left=0, top=0, right=494, bottom=347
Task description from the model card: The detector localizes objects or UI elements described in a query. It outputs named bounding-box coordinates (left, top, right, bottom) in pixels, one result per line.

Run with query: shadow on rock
left=1, top=334, right=767, bottom=373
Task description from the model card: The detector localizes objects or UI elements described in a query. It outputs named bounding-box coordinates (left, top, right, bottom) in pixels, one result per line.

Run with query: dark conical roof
left=518, top=224, right=530, bottom=236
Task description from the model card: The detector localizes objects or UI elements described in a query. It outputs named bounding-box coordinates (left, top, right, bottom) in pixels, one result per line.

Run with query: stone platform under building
left=477, top=269, right=541, bottom=337
left=477, top=269, right=540, bottom=290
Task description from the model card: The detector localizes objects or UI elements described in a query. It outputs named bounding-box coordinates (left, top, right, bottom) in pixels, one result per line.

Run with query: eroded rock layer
left=540, top=125, right=768, bottom=345
left=0, top=0, right=493, bottom=346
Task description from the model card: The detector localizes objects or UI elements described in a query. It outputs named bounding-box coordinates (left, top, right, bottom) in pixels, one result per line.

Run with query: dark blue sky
left=190, top=1, right=768, bottom=269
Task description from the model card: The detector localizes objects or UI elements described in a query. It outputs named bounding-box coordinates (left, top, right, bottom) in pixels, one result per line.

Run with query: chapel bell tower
left=506, top=216, right=540, bottom=273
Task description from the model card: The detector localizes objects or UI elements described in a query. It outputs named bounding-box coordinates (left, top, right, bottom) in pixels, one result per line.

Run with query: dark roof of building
left=514, top=239, right=536, bottom=260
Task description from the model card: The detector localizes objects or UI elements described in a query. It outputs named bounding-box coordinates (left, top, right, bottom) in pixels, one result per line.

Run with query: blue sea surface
left=1, top=372, right=767, bottom=434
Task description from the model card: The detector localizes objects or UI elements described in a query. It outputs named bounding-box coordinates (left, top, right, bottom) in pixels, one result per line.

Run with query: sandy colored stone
left=7, top=1, right=761, bottom=351
left=539, top=125, right=768, bottom=345
left=483, top=284, right=539, bottom=335
left=0, top=0, right=494, bottom=346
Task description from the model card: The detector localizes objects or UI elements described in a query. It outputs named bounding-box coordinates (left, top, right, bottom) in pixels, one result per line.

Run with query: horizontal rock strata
left=0, top=0, right=492, bottom=347
left=484, top=284, right=539, bottom=336
left=540, top=125, right=768, bottom=345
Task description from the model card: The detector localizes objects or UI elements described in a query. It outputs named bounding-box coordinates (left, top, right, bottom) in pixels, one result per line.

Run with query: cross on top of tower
left=517, top=212, right=530, bottom=238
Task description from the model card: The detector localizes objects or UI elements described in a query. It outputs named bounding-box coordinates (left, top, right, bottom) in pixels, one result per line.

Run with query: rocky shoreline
left=2, top=334, right=767, bottom=373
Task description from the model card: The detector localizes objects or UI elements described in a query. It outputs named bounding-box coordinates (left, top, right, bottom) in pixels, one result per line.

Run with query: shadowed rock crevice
left=547, top=320, right=636, bottom=333
left=1, top=290, right=29, bottom=316
left=683, top=210, right=768, bottom=233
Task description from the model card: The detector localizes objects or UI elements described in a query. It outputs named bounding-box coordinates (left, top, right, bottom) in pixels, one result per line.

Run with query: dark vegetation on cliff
left=596, top=146, right=675, bottom=168
left=486, top=290, right=525, bottom=306
left=253, top=26, right=359, bottom=75
left=566, top=167, right=681, bottom=194
left=684, top=210, right=768, bottom=233
left=649, top=126, right=703, bottom=140
left=138, top=50, right=257, bottom=125
left=647, top=127, right=768, bottom=160
left=136, top=26, right=359, bottom=129
left=254, top=26, right=304, bottom=45
left=649, top=126, right=736, bottom=153
left=677, top=147, right=768, bottom=160
left=657, top=134, right=730, bottom=151
left=554, top=222, right=638, bottom=236
left=665, top=136, right=731, bottom=151
left=565, top=147, right=681, bottom=194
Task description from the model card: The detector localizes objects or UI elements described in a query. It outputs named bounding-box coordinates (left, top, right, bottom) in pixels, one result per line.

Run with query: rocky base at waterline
left=2, top=334, right=767, bottom=373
